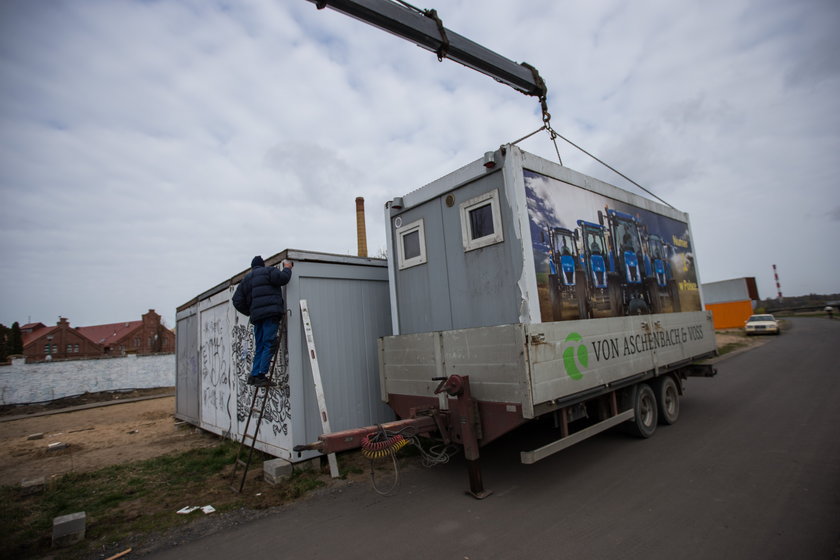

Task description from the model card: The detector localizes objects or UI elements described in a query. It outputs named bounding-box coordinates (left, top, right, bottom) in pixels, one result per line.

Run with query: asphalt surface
left=147, top=317, right=840, bottom=560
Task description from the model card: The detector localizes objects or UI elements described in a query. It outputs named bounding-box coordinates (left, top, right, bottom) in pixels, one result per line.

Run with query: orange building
left=702, top=277, right=760, bottom=330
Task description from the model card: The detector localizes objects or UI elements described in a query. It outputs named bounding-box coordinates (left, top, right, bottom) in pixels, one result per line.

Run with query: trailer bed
left=380, top=310, right=715, bottom=419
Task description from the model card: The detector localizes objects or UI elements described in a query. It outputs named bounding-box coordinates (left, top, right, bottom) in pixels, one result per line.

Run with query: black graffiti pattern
left=232, top=315, right=292, bottom=437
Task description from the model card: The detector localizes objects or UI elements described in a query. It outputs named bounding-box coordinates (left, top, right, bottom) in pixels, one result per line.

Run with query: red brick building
left=21, top=318, right=102, bottom=361
left=22, top=310, right=175, bottom=362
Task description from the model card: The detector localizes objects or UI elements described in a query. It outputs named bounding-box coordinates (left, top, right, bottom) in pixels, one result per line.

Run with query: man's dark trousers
left=251, top=317, right=280, bottom=377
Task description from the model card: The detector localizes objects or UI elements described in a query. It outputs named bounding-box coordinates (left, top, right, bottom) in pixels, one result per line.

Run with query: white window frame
left=396, top=218, right=427, bottom=270
left=459, top=189, right=504, bottom=251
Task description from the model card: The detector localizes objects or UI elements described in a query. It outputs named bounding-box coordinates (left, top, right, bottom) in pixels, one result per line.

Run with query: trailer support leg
left=466, top=459, right=490, bottom=499
left=439, top=375, right=492, bottom=499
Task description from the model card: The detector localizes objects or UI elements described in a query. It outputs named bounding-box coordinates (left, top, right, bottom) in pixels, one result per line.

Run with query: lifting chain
left=521, top=62, right=563, bottom=165
left=315, top=1, right=671, bottom=207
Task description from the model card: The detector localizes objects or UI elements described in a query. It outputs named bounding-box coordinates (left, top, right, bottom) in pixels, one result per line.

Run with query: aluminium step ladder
left=230, top=313, right=287, bottom=493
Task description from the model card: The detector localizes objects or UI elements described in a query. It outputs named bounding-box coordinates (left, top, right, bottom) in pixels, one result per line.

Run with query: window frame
left=396, top=218, right=427, bottom=270
left=459, top=189, right=504, bottom=251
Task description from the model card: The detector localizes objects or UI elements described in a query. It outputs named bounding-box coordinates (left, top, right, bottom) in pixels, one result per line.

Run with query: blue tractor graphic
left=577, top=220, right=616, bottom=318
left=598, top=208, right=653, bottom=316
left=544, top=226, right=586, bottom=320
left=642, top=232, right=681, bottom=313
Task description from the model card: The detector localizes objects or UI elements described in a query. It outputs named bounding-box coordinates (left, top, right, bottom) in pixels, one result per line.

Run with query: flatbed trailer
left=296, top=146, right=716, bottom=497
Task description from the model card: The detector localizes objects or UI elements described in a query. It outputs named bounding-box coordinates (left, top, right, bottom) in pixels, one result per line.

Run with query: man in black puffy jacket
left=232, top=255, right=294, bottom=387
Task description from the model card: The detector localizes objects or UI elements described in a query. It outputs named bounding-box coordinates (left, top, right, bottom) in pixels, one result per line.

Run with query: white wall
left=0, top=354, right=175, bottom=405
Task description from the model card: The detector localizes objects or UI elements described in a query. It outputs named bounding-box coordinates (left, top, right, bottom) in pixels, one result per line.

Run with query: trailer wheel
left=655, top=376, right=680, bottom=425
left=628, top=384, right=658, bottom=438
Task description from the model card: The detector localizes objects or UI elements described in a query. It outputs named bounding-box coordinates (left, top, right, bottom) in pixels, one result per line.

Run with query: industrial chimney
left=355, top=197, right=368, bottom=257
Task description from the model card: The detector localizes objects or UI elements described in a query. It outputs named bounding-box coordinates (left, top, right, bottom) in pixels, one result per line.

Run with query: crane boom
left=306, top=0, right=547, bottom=99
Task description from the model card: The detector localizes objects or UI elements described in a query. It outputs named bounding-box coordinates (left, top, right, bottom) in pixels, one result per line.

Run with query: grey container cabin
left=176, top=249, right=393, bottom=463
left=380, top=145, right=715, bottom=436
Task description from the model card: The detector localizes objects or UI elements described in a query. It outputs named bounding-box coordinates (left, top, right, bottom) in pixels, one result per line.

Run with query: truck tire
left=655, top=375, right=680, bottom=425
left=627, top=383, right=658, bottom=438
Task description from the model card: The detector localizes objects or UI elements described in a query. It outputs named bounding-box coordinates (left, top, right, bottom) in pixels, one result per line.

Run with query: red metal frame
left=294, top=375, right=509, bottom=498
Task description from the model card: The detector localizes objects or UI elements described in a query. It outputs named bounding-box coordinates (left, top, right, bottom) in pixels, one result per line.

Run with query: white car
left=745, top=314, right=780, bottom=335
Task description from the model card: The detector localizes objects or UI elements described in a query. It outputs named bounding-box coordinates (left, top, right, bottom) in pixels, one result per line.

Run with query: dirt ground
left=0, top=389, right=218, bottom=487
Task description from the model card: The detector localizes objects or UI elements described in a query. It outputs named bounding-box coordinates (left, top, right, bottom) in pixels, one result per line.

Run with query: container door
left=439, top=172, right=520, bottom=330
left=198, top=290, right=236, bottom=437
left=175, top=306, right=199, bottom=423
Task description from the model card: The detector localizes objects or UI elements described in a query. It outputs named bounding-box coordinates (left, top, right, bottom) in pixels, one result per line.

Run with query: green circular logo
left=563, top=332, right=588, bottom=380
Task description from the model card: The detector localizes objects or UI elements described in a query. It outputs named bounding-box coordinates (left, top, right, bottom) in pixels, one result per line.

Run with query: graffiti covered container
left=176, top=250, right=393, bottom=462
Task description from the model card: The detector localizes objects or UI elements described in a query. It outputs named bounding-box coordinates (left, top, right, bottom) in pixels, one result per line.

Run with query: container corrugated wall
left=294, top=263, right=394, bottom=450
left=175, top=304, right=199, bottom=424
left=175, top=250, right=393, bottom=463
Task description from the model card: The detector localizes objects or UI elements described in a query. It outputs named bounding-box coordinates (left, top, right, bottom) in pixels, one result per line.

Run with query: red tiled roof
left=22, top=325, right=55, bottom=347
left=76, top=321, right=143, bottom=346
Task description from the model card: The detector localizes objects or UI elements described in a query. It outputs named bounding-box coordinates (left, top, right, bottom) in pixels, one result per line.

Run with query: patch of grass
left=0, top=439, right=340, bottom=559
left=281, top=469, right=326, bottom=500
left=718, top=341, right=749, bottom=355
left=0, top=441, right=241, bottom=558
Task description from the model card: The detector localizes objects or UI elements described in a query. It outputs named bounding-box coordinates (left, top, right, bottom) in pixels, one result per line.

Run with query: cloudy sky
left=1, top=0, right=838, bottom=329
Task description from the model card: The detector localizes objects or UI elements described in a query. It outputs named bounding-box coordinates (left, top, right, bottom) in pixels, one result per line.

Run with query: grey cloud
left=263, top=142, right=362, bottom=210
left=2, top=0, right=840, bottom=328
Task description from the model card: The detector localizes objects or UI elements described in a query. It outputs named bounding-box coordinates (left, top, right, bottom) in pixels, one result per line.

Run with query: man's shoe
left=253, top=375, right=276, bottom=388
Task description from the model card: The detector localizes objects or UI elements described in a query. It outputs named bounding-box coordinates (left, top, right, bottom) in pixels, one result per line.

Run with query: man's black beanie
left=251, top=255, right=265, bottom=267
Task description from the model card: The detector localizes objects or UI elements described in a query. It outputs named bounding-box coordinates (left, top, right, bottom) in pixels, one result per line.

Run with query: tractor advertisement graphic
left=525, top=170, right=701, bottom=322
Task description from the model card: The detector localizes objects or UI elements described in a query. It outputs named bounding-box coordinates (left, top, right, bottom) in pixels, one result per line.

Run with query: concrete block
left=263, top=458, right=293, bottom=485
left=52, top=511, right=86, bottom=547
left=20, top=477, right=45, bottom=495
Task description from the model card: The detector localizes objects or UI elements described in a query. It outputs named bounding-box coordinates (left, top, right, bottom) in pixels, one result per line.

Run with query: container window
left=460, top=189, right=503, bottom=251
left=396, top=218, right=427, bottom=269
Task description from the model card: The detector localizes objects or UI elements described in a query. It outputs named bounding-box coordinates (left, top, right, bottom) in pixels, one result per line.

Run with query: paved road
left=148, top=317, right=840, bottom=559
